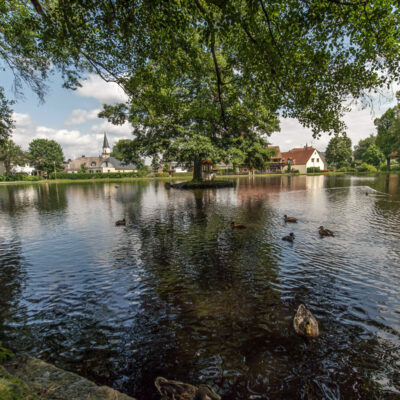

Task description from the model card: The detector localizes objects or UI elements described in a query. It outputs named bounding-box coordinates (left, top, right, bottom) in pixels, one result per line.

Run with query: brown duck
left=115, top=218, right=126, bottom=226
left=282, top=232, right=295, bottom=242
left=284, top=214, right=297, bottom=223
left=155, top=377, right=221, bottom=400
left=319, top=226, right=334, bottom=236
left=293, top=304, right=319, bottom=338
left=231, top=222, right=246, bottom=229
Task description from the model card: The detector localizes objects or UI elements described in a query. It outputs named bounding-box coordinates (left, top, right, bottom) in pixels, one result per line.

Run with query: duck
left=282, top=232, right=295, bottom=242
left=284, top=214, right=297, bottom=223
left=154, top=377, right=221, bottom=400
left=231, top=222, right=246, bottom=229
left=115, top=218, right=126, bottom=226
left=115, top=185, right=120, bottom=188
left=319, top=226, right=334, bottom=237
left=293, top=304, right=319, bottom=338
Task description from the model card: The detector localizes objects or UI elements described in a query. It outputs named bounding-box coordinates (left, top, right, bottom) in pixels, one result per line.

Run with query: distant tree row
left=0, top=138, right=63, bottom=175
left=325, top=94, right=400, bottom=169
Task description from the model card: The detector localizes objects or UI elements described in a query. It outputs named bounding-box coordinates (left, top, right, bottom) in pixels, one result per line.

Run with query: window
left=311, top=158, right=314, bottom=162
left=91, top=161, right=96, bottom=167
left=316, top=158, right=319, bottom=162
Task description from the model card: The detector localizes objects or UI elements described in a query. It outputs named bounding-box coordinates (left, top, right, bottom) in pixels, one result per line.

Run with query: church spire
left=102, top=132, right=111, bottom=158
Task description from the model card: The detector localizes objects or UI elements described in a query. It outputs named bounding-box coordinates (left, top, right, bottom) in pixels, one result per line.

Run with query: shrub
left=0, top=174, right=42, bottom=182
left=390, top=164, right=400, bottom=171
left=336, top=166, right=356, bottom=172
left=357, top=163, right=377, bottom=173
left=307, top=167, right=320, bottom=173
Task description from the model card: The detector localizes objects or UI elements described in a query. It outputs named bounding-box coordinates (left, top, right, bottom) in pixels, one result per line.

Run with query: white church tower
left=101, top=133, right=111, bottom=158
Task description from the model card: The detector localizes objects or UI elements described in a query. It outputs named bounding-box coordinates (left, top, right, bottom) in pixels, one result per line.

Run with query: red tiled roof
left=280, top=147, right=316, bottom=165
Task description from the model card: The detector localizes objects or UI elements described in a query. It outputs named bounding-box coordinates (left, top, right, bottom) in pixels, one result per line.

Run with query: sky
left=1, top=69, right=399, bottom=161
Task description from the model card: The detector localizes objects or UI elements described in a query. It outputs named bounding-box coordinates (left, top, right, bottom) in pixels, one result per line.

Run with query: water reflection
left=0, top=175, right=399, bottom=399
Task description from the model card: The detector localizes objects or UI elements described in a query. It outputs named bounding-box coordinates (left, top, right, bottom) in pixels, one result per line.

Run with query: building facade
left=67, top=134, right=137, bottom=173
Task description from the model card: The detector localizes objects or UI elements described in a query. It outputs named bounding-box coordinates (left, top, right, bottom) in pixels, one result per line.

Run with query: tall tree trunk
left=193, top=158, right=203, bottom=182
left=386, top=156, right=390, bottom=172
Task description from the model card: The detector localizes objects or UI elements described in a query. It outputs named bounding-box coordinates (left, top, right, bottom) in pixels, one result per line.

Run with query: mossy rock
left=171, top=180, right=235, bottom=189
left=0, top=367, right=33, bottom=400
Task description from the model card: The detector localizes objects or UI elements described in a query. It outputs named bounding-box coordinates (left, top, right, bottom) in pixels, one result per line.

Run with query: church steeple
left=102, top=133, right=111, bottom=158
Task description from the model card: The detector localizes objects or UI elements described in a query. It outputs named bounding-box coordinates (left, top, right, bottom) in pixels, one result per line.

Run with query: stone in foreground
left=2, top=354, right=135, bottom=400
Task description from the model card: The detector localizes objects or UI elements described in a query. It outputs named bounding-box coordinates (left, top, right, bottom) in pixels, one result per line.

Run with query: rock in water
left=293, top=304, right=319, bottom=338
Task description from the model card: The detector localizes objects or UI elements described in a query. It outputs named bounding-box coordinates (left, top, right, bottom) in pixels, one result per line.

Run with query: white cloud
left=64, top=108, right=101, bottom=125
left=11, top=112, right=133, bottom=159
left=91, top=120, right=132, bottom=136
left=76, top=74, right=129, bottom=104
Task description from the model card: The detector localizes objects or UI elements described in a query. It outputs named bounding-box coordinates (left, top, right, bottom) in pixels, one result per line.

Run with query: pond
left=0, top=174, right=399, bottom=399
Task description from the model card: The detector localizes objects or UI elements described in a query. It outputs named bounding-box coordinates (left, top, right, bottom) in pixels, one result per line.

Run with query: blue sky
left=1, top=68, right=398, bottom=160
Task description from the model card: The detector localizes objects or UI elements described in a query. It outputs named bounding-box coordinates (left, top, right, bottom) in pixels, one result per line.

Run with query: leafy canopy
left=374, top=93, right=400, bottom=168
left=29, top=138, right=64, bottom=174
left=1, top=1, right=400, bottom=136
left=325, top=134, right=353, bottom=168
left=0, top=139, right=27, bottom=174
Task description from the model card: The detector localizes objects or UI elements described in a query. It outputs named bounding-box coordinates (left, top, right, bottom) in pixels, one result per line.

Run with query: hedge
left=357, top=163, right=377, bottom=173
left=307, top=167, right=320, bottom=173
left=380, top=164, right=400, bottom=172
left=48, top=171, right=148, bottom=179
left=0, top=174, right=42, bottom=182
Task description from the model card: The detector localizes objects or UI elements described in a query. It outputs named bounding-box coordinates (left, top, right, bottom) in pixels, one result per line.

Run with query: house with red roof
left=280, top=145, right=327, bottom=173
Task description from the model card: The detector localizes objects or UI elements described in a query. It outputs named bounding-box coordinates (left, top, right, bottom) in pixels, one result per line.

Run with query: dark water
left=0, top=175, right=400, bottom=399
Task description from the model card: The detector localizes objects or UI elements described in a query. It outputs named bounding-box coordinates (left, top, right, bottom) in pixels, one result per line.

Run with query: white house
left=280, top=146, right=327, bottom=173
left=11, top=163, right=35, bottom=175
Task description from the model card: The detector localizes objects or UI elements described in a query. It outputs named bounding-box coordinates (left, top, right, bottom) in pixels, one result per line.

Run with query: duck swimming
left=282, top=232, right=295, bottom=242
left=319, top=226, right=334, bottom=236
left=231, top=222, right=246, bottom=229
left=115, top=218, right=126, bottom=226
left=155, top=377, right=221, bottom=400
left=293, top=304, right=319, bottom=338
left=284, top=215, right=297, bottom=223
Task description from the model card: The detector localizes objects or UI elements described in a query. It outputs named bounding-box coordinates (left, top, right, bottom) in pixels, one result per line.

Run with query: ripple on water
left=0, top=176, right=399, bottom=399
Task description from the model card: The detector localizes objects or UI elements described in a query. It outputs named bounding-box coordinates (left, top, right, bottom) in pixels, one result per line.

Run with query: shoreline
left=0, top=171, right=398, bottom=186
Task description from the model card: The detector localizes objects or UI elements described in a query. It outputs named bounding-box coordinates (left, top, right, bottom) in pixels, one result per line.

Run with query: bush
left=307, top=167, right=320, bottom=173
left=357, top=163, right=377, bottom=173
left=336, top=166, right=356, bottom=172
left=0, top=174, right=42, bottom=182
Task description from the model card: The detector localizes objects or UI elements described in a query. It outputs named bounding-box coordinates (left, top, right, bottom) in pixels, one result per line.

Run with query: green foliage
left=337, top=166, right=356, bottom=172
left=79, top=163, right=87, bottom=173
left=111, top=139, right=142, bottom=167
left=375, top=101, right=400, bottom=169
left=0, top=175, right=42, bottom=182
left=0, top=345, right=13, bottom=363
left=162, top=163, right=171, bottom=173
left=362, top=143, right=385, bottom=167
left=325, top=135, right=353, bottom=168
left=0, top=140, right=27, bottom=174
left=353, top=135, right=376, bottom=162
left=0, top=89, right=14, bottom=142
left=357, top=163, right=377, bottom=173
left=307, top=167, right=320, bottom=173
left=48, top=171, right=147, bottom=180
left=28, top=139, right=64, bottom=175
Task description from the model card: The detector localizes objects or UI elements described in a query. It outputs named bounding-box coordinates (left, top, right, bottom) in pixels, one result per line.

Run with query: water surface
left=0, top=175, right=399, bottom=399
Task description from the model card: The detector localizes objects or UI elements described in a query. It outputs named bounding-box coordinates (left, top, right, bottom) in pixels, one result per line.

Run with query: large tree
left=325, top=135, right=353, bottom=168
left=362, top=144, right=385, bottom=167
left=28, top=138, right=64, bottom=175
left=375, top=101, right=400, bottom=171
left=353, top=135, right=377, bottom=162
left=2, top=1, right=400, bottom=132
left=110, top=139, right=142, bottom=167
left=0, top=139, right=26, bottom=174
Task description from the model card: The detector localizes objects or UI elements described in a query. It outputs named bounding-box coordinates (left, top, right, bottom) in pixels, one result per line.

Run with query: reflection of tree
left=120, top=189, right=283, bottom=399
left=0, top=237, right=27, bottom=348
left=34, top=183, right=68, bottom=213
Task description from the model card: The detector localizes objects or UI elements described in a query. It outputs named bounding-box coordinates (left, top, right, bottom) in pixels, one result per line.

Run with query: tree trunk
left=386, top=156, right=390, bottom=172
left=193, top=158, right=203, bottom=182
